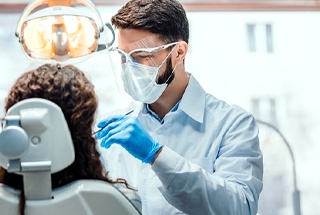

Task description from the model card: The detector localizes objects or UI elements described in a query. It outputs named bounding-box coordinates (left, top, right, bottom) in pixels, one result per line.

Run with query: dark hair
left=0, top=64, right=130, bottom=215
left=111, top=0, right=189, bottom=44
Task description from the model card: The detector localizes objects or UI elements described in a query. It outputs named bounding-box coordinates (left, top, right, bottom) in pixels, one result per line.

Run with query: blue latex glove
left=96, top=115, right=162, bottom=164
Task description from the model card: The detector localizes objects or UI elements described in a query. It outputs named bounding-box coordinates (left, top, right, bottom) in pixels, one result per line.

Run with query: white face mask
left=121, top=46, right=177, bottom=104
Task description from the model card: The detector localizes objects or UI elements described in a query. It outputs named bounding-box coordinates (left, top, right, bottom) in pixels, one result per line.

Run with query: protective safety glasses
left=109, top=42, right=178, bottom=66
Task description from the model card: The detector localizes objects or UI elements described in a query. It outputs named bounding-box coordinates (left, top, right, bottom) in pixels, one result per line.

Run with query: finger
left=100, top=137, right=113, bottom=149
left=96, top=116, right=131, bottom=140
left=97, top=115, right=125, bottom=128
left=99, top=123, right=132, bottom=149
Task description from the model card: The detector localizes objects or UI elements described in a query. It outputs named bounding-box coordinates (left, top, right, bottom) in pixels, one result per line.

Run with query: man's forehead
left=119, top=35, right=157, bottom=52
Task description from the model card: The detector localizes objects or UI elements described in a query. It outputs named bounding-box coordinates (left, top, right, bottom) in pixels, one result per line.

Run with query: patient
left=0, top=64, right=138, bottom=215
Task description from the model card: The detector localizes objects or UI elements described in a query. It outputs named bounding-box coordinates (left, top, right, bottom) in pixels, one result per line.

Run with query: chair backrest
left=0, top=180, right=141, bottom=215
left=0, top=98, right=141, bottom=215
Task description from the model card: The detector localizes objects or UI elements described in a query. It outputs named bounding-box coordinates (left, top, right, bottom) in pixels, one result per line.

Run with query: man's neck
left=148, top=71, right=189, bottom=119
left=148, top=97, right=177, bottom=120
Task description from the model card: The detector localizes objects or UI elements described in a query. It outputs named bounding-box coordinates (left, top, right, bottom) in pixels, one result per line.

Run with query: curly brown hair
left=0, top=64, right=130, bottom=214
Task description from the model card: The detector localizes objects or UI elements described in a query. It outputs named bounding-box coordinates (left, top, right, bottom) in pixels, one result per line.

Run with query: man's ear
left=173, top=41, right=188, bottom=65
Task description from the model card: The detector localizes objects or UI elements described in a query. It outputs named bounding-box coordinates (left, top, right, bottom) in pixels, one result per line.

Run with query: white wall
left=185, top=11, right=320, bottom=215
left=0, top=6, right=319, bottom=215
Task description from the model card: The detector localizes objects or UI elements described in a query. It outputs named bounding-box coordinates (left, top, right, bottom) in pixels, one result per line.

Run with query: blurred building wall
left=0, top=3, right=319, bottom=215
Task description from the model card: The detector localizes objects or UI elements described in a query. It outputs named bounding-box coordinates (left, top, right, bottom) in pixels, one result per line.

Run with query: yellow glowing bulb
left=51, top=23, right=70, bottom=56
left=23, top=20, right=47, bottom=50
left=21, top=14, right=98, bottom=61
left=78, top=17, right=95, bottom=47
left=64, top=16, right=78, bottom=34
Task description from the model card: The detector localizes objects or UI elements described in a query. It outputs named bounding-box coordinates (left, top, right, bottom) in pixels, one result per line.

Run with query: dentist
left=96, top=0, right=263, bottom=214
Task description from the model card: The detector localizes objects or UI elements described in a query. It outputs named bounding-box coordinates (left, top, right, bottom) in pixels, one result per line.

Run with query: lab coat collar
left=179, top=74, right=206, bottom=123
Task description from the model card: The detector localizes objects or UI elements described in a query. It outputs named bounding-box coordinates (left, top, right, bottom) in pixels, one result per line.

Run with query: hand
left=96, top=115, right=162, bottom=164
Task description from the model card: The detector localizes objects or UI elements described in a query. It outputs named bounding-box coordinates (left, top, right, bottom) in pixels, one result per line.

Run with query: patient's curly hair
left=0, top=64, right=130, bottom=214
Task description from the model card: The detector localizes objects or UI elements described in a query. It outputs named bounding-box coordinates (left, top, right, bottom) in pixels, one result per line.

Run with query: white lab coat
left=99, top=74, right=263, bottom=215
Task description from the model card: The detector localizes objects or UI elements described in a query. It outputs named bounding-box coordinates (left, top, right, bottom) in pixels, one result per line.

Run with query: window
left=266, top=23, right=274, bottom=53
left=251, top=97, right=278, bottom=126
left=247, top=24, right=256, bottom=52
left=247, top=23, right=274, bottom=53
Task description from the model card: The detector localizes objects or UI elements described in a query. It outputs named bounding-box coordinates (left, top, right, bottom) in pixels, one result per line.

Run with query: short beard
left=156, top=58, right=175, bottom=85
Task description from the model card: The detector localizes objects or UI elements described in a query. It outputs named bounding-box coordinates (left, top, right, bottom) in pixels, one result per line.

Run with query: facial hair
left=156, top=57, right=175, bottom=85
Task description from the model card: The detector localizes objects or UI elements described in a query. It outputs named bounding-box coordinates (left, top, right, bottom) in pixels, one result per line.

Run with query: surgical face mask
left=118, top=42, right=178, bottom=104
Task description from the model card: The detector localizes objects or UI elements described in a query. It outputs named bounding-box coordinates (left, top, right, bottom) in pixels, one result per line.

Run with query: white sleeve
left=151, top=116, right=262, bottom=215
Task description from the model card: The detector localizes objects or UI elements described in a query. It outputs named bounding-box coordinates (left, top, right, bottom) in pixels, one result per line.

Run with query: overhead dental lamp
left=15, top=0, right=114, bottom=62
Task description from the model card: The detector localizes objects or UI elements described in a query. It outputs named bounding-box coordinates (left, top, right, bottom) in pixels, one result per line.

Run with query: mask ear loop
left=157, top=44, right=178, bottom=70
left=164, top=63, right=178, bottom=84
left=157, top=44, right=179, bottom=84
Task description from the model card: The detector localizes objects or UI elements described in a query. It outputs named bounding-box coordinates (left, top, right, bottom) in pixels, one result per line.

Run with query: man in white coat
left=96, top=0, right=263, bottom=214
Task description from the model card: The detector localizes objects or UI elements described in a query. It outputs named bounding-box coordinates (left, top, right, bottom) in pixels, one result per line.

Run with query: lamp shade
left=20, top=6, right=99, bottom=62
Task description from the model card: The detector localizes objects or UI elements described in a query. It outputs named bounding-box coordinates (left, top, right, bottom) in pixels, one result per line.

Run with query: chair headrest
left=0, top=98, right=74, bottom=173
left=0, top=98, right=74, bottom=200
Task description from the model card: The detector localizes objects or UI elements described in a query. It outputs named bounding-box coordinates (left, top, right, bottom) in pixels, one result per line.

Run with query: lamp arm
left=256, top=120, right=297, bottom=188
left=256, top=119, right=302, bottom=215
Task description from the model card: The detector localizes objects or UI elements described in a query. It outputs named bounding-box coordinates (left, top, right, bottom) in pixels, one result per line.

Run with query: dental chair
left=0, top=98, right=141, bottom=215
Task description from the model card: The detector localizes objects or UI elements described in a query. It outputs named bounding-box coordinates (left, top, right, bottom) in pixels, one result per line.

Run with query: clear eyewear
left=109, top=42, right=178, bottom=65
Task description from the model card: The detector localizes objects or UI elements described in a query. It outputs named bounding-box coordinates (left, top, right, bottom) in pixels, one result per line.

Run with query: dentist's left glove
left=96, top=115, right=162, bottom=164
